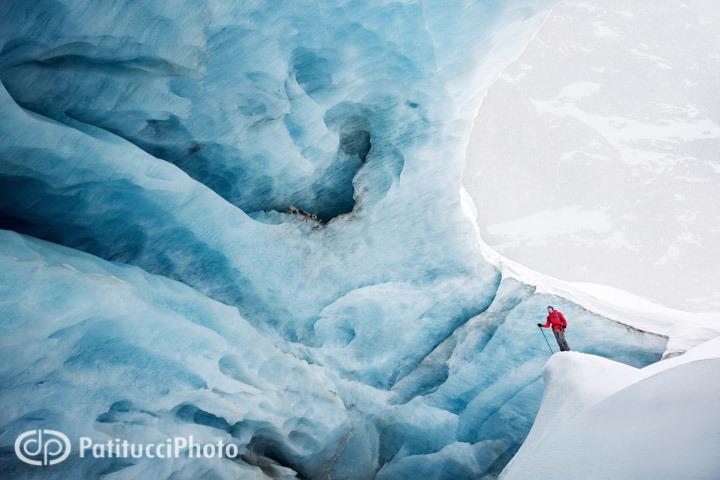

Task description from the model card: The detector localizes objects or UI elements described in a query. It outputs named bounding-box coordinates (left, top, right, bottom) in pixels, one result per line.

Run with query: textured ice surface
left=0, top=1, right=670, bottom=478
left=0, top=231, right=666, bottom=479
left=0, top=231, right=352, bottom=479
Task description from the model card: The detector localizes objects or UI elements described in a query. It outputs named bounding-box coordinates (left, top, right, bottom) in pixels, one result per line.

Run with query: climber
left=537, top=306, right=571, bottom=351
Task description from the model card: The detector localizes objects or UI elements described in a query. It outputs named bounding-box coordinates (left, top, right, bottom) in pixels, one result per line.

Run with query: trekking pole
left=538, top=326, right=554, bottom=354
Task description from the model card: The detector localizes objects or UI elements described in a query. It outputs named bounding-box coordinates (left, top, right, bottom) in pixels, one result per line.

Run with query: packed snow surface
left=500, top=339, right=720, bottom=480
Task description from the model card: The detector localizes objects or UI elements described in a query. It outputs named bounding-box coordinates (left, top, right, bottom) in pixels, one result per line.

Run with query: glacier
left=0, top=1, right=674, bottom=479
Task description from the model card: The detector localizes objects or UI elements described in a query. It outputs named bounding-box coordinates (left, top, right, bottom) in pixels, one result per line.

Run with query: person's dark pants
left=553, top=329, right=571, bottom=351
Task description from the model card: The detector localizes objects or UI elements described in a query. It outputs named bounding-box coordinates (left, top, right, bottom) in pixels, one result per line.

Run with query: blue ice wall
left=0, top=1, right=666, bottom=478
left=0, top=232, right=665, bottom=479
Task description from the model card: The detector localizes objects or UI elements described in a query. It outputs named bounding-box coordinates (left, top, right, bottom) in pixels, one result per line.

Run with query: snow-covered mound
left=0, top=1, right=689, bottom=478
left=500, top=339, right=720, bottom=480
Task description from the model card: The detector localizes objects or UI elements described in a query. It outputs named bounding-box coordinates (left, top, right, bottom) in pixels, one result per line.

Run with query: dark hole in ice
left=174, top=404, right=230, bottom=432
left=306, top=127, right=371, bottom=223
left=340, top=129, right=371, bottom=163
left=244, top=433, right=301, bottom=477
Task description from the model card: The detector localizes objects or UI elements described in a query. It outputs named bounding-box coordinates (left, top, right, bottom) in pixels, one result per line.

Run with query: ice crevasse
left=0, top=1, right=671, bottom=479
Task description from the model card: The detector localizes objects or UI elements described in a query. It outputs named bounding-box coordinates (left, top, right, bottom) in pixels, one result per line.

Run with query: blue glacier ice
left=0, top=1, right=667, bottom=478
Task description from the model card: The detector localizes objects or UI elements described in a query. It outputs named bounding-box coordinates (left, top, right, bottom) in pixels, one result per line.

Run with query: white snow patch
left=500, top=338, right=720, bottom=480
left=558, top=81, right=601, bottom=100
left=486, top=205, right=612, bottom=244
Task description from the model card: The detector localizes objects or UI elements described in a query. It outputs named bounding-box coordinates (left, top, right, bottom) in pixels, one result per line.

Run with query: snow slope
left=500, top=338, right=720, bottom=480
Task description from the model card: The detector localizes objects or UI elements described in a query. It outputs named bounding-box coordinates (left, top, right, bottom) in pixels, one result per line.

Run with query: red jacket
left=542, top=310, right=567, bottom=332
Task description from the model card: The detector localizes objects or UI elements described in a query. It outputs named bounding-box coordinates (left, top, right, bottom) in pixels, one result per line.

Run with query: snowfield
left=464, top=0, right=720, bottom=312
left=500, top=339, right=720, bottom=480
